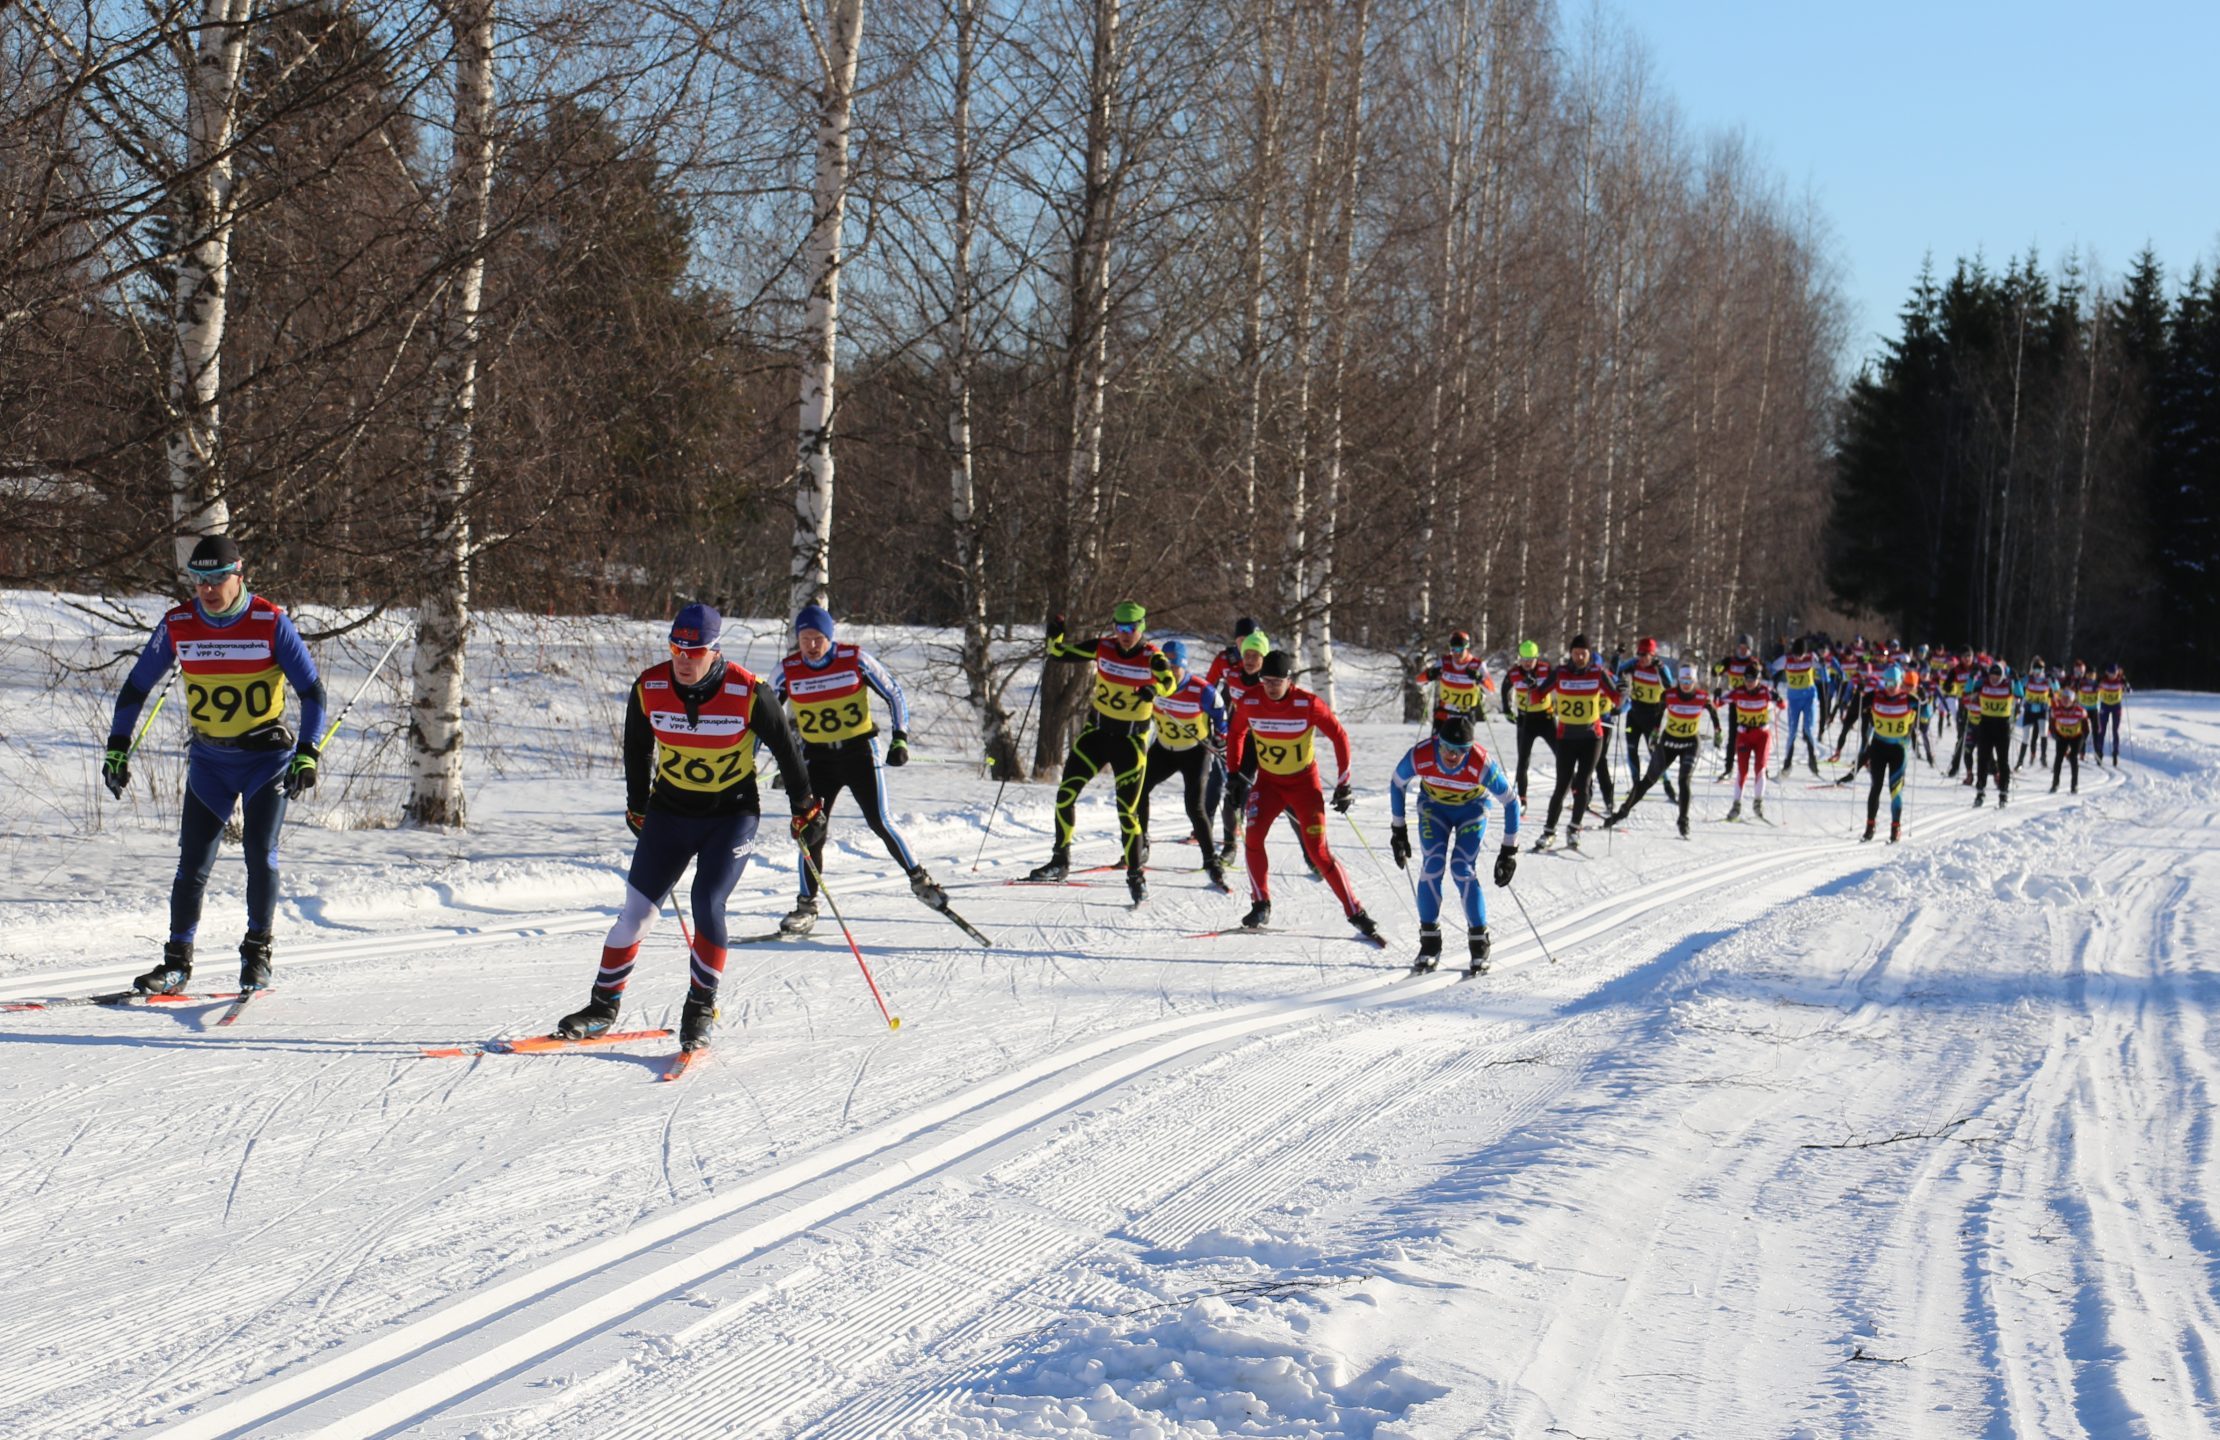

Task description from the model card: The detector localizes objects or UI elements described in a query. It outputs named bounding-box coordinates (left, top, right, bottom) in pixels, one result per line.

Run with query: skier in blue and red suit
left=1387, top=713, right=1520, bottom=977
left=103, top=536, right=325, bottom=997
left=556, top=604, right=823, bottom=1054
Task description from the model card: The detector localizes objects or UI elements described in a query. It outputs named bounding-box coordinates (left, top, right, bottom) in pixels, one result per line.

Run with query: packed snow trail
left=3, top=598, right=2213, bottom=1438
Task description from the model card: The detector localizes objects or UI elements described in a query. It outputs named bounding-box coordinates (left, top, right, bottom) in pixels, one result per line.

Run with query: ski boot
left=1564, top=828, right=1583, bottom=852
left=1412, top=924, right=1442, bottom=975
left=1348, top=909, right=1382, bottom=945
left=1861, top=818, right=1876, bottom=843
left=1127, top=870, right=1148, bottom=906
left=555, top=991, right=619, bottom=1040
left=1752, top=797, right=1766, bottom=822
left=679, top=989, right=717, bottom=1052
left=1025, top=849, right=1072, bottom=883
left=1677, top=816, right=1691, bottom=839
left=1725, top=801, right=1742, bottom=822
left=1468, top=927, right=1493, bottom=977
left=133, top=940, right=193, bottom=996
left=1997, top=789, right=2009, bottom=809
left=1241, top=900, right=1272, bottom=930
left=1807, top=744, right=1822, bottom=778
left=1203, top=858, right=1229, bottom=892
left=908, top=867, right=948, bottom=911
left=1530, top=830, right=1556, bottom=853
left=237, top=931, right=273, bottom=992
left=2050, top=780, right=2059, bottom=794
left=1973, top=789, right=1986, bottom=808
left=1221, top=823, right=1244, bottom=868
left=1889, top=819, right=1902, bottom=844
left=779, top=896, right=819, bottom=935
left=1601, top=808, right=1623, bottom=831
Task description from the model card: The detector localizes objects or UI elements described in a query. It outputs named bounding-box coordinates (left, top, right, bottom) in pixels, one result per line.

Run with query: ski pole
left=1340, top=810, right=1419, bottom=923
left=124, top=687, right=173, bottom=761
left=972, top=662, right=1044, bottom=871
left=1504, top=878, right=1557, bottom=964
left=800, top=848, right=901, bottom=1031
left=316, top=629, right=408, bottom=751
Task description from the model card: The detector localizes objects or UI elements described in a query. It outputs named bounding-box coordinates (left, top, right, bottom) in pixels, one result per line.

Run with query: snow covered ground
left=3, top=591, right=2215, bottom=1439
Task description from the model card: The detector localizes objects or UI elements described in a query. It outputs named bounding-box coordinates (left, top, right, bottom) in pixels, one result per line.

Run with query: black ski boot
left=1530, top=830, right=1556, bottom=853
left=1241, top=900, right=1271, bottom=930
left=1752, top=797, right=1766, bottom=822
left=1412, top=924, right=1442, bottom=974
left=779, top=896, right=819, bottom=935
left=1221, top=823, right=1244, bottom=868
left=1677, top=816, right=1691, bottom=839
left=1468, top=927, right=1493, bottom=977
left=1565, top=827, right=1583, bottom=852
left=1203, top=858, right=1230, bottom=892
left=680, top=989, right=717, bottom=1052
left=134, top=940, right=193, bottom=996
left=1025, top=849, right=1071, bottom=883
left=1998, top=788, right=2009, bottom=809
left=556, top=991, right=619, bottom=1040
left=1807, top=740, right=1822, bottom=777
left=238, top=931, right=273, bottom=992
left=1127, top=870, right=1148, bottom=906
left=1349, top=909, right=1382, bottom=945
left=1862, top=818, right=1876, bottom=842
left=1725, top=800, right=1742, bottom=822
left=1973, top=788, right=1986, bottom=808
left=909, top=867, right=948, bottom=911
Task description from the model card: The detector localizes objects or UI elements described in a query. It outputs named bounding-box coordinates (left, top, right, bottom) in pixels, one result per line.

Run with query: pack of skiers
left=95, top=542, right=2134, bottom=1051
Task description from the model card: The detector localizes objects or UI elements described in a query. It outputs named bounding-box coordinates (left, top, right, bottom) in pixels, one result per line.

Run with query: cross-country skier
left=1531, top=634, right=1620, bottom=851
left=1026, top=604, right=1177, bottom=902
left=1855, top=665, right=1919, bottom=843
left=1969, top=661, right=2017, bottom=807
left=1712, top=634, right=1762, bottom=778
left=1502, top=640, right=1558, bottom=808
left=556, top=605, right=823, bottom=1052
left=104, top=536, right=326, bottom=997
left=1207, top=627, right=1271, bottom=863
left=1136, top=639, right=1230, bottom=890
left=2095, top=664, right=2130, bottom=764
left=1776, top=636, right=1824, bottom=776
left=2048, top=688, right=2089, bottom=793
left=2016, top=659, right=2054, bottom=771
left=1386, top=714, right=1518, bottom=975
left=1224, top=650, right=1380, bottom=943
left=1412, top=629, right=1491, bottom=729
left=772, top=604, right=944, bottom=936
left=1722, top=670, right=1780, bottom=821
left=1605, top=666, right=1721, bottom=838
left=1616, top=637, right=1675, bottom=799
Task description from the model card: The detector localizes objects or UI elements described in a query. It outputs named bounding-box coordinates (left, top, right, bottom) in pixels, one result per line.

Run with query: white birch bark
left=1279, top=12, right=1334, bottom=675
left=792, top=0, right=864, bottom=615
left=165, top=0, right=255, bottom=567
left=1235, top=4, right=1285, bottom=599
left=405, top=0, right=496, bottom=828
left=1307, top=0, right=1370, bottom=707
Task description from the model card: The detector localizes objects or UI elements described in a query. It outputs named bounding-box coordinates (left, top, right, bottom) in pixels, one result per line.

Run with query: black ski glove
left=1389, top=823, right=1411, bottom=870
left=1493, top=844, right=1518, bottom=887
left=1046, top=614, right=1065, bottom=644
left=101, top=738, right=131, bottom=798
left=792, top=797, right=828, bottom=852
left=1330, top=781, right=1354, bottom=814
left=281, top=743, right=319, bottom=799
left=625, top=808, right=645, bottom=837
left=886, top=730, right=910, bottom=767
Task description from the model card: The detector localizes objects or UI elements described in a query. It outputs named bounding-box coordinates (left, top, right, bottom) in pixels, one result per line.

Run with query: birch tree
left=792, top=0, right=864, bottom=615
left=404, top=0, right=494, bottom=827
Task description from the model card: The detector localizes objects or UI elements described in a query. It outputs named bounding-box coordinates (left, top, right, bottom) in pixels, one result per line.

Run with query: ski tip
left=420, top=1046, right=470, bottom=1059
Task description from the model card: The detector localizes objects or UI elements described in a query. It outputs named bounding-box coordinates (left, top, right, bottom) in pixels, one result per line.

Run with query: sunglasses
left=186, top=566, right=239, bottom=586
left=1113, top=622, right=1140, bottom=634
left=669, top=643, right=717, bottom=660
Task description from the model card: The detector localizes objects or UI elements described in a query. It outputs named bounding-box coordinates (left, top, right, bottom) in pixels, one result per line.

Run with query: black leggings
left=798, top=736, right=917, bottom=898
left=1139, top=742, right=1216, bottom=851
left=1864, top=739, right=1909, bottom=823
left=172, top=780, right=289, bottom=943
left=1513, top=710, right=1557, bottom=807
left=1055, top=723, right=1149, bottom=870
left=1545, top=730, right=1605, bottom=832
left=2051, top=734, right=2083, bottom=789
left=1618, top=739, right=1697, bottom=827
left=1974, top=718, right=2013, bottom=793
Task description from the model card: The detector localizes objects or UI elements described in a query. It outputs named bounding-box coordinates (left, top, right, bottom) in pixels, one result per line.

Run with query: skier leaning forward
left=1225, top=650, right=1381, bottom=944
left=1386, top=713, right=1519, bottom=976
left=106, top=536, right=326, bottom=996
left=1605, top=667, right=1721, bottom=839
left=556, top=604, right=824, bottom=1053
left=773, top=603, right=946, bottom=936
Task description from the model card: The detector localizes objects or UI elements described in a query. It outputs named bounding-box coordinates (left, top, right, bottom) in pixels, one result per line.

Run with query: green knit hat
left=1240, top=630, right=1271, bottom=656
left=1112, top=600, right=1146, bottom=629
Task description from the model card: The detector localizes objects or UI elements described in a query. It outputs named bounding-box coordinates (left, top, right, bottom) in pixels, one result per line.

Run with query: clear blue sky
left=1629, top=0, right=2220, bottom=366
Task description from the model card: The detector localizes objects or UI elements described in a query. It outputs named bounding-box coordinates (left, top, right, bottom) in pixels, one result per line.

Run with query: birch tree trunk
left=165, top=0, right=256, bottom=567
left=945, top=0, right=1017, bottom=778
left=792, top=0, right=865, bottom=615
left=1307, top=0, right=1370, bottom=707
left=1235, top=3, right=1285, bottom=600
left=405, top=0, right=496, bottom=828
left=1279, top=12, right=1335, bottom=676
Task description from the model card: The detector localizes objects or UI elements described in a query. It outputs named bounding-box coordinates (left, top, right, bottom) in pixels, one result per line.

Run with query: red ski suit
left=1225, top=684, right=1361, bottom=914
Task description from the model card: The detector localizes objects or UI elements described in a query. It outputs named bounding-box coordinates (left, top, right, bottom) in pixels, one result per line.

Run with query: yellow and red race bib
left=780, top=646, right=875, bottom=743
left=1090, top=642, right=1163, bottom=722
left=640, top=663, right=760, bottom=795
left=167, top=599, right=288, bottom=740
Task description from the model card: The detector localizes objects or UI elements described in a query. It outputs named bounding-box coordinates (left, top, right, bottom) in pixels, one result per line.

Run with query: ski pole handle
left=317, top=630, right=407, bottom=752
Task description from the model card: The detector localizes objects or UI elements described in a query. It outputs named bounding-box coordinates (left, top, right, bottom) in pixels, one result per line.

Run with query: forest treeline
left=6, top=0, right=1844, bottom=819
left=1830, top=251, right=2220, bottom=688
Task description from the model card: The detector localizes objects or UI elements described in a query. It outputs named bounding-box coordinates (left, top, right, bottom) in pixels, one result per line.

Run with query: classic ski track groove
left=142, top=771, right=2112, bottom=1437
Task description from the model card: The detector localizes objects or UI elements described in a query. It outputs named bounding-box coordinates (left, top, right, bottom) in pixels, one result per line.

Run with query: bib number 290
left=188, top=679, right=274, bottom=729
